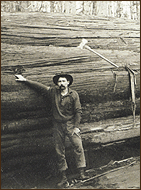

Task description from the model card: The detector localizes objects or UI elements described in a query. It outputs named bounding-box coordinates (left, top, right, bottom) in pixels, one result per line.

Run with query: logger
left=15, top=72, right=89, bottom=188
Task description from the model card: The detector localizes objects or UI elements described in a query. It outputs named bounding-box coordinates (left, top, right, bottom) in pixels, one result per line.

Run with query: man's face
left=57, top=77, right=70, bottom=90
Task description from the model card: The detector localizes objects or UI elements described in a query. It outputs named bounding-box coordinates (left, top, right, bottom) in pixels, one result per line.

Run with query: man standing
left=15, top=72, right=88, bottom=188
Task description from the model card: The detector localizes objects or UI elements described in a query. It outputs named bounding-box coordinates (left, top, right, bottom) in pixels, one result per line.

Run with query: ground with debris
left=1, top=141, right=140, bottom=189
left=71, top=157, right=140, bottom=189
left=1, top=157, right=140, bottom=189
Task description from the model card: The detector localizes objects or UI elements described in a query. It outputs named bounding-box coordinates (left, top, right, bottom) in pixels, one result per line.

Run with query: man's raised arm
left=15, top=75, right=51, bottom=96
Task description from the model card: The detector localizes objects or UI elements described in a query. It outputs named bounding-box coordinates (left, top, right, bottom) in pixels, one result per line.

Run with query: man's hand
left=72, top=127, right=81, bottom=138
left=15, top=75, right=26, bottom=82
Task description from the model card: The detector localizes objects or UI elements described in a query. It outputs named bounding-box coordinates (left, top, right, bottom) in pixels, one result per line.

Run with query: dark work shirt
left=25, top=79, right=82, bottom=127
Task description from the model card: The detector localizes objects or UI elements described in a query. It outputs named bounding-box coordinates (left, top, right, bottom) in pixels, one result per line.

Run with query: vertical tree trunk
left=65, top=1, right=70, bottom=13
left=136, top=1, right=140, bottom=19
left=54, top=1, right=62, bottom=13
left=41, top=1, right=50, bottom=13
left=70, top=1, right=76, bottom=14
left=61, top=1, right=65, bottom=13
left=94, top=1, right=109, bottom=17
left=76, top=1, right=83, bottom=14
left=50, top=1, right=54, bottom=12
left=1, top=1, right=140, bottom=20
left=84, top=1, right=93, bottom=15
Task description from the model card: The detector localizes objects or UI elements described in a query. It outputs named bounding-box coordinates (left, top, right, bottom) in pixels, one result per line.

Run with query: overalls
left=24, top=80, right=86, bottom=171
left=53, top=119, right=86, bottom=171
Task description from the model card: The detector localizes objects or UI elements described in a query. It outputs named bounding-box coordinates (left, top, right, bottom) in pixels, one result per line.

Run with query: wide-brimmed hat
left=53, top=72, right=73, bottom=86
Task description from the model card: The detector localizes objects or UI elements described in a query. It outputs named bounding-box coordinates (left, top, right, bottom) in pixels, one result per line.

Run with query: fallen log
left=1, top=13, right=140, bottom=179
left=1, top=44, right=140, bottom=132
left=1, top=97, right=140, bottom=134
left=1, top=115, right=140, bottom=173
left=1, top=115, right=140, bottom=156
left=1, top=68, right=140, bottom=122
left=1, top=117, right=52, bottom=134
left=1, top=13, right=140, bottom=52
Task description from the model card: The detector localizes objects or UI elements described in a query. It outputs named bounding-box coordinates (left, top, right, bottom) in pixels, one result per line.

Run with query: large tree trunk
left=1, top=115, right=140, bottom=174
left=1, top=66, right=140, bottom=127
left=1, top=12, right=140, bottom=133
left=1, top=12, right=140, bottom=176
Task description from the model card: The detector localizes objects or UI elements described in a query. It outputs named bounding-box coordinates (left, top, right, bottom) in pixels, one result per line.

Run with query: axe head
left=78, top=39, right=88, bottom=49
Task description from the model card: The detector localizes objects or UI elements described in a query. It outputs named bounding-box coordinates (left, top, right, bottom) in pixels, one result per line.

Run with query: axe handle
left=85, top=45, right=119, bottom=68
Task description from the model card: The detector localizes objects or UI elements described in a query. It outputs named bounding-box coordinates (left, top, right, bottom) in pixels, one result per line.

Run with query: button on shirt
left=60, top=94, right=73, bottom=115
left=51, top=87, right=82, bottom=126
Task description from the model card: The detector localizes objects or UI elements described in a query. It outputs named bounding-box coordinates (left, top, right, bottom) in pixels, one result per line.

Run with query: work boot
left=78, top=168, right=89, bottom=180
left=57, top=170, right=69, bottom=188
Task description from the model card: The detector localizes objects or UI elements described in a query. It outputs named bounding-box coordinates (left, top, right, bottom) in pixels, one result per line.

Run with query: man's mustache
left=60, top=85, right=65, bottom=88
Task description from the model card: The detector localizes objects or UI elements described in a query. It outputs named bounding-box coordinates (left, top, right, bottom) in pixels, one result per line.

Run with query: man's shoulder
left=69, top=88, right=79, bottom=97
left=50, top=86, right=60, bottom=93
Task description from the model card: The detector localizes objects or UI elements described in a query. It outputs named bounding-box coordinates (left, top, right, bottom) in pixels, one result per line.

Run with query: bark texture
left=1, top=12, right=140, bottom=175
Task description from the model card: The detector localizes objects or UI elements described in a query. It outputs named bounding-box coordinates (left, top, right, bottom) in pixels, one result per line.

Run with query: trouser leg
left=57, top=170, right=69, bottom=188
left=53, top=124, right=68, bottom=171
left=68, top=132, right=86, bottom=169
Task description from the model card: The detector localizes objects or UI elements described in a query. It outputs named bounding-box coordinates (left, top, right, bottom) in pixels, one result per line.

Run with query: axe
left=78, top=39, right=119, bottom=68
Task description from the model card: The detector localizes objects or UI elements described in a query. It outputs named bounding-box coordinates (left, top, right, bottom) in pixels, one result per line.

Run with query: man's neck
left=60, top=88, right=68, bottom=96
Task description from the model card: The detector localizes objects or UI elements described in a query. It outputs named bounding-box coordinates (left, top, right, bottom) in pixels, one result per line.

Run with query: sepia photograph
left=1, top=1, right=140, bottom=189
